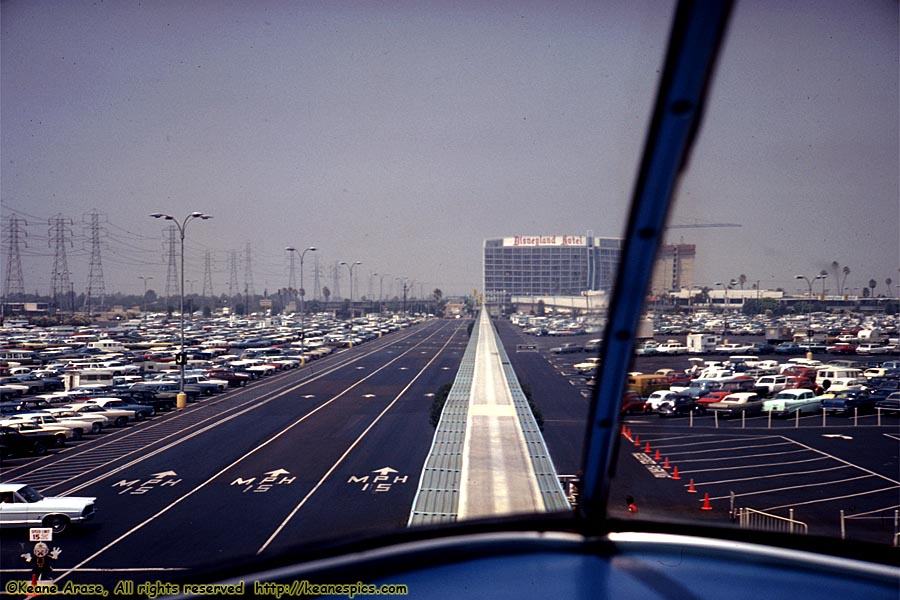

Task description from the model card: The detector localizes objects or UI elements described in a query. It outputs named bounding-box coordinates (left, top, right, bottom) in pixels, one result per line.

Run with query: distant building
left=483, top=234, right=622, bottom=304
left=650, top=244, right=695, bottom=294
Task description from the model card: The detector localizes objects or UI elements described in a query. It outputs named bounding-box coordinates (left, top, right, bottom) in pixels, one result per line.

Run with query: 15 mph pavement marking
left=256, top=326, right=460, bottom=554
left=49, top=322, right=459, bottom=585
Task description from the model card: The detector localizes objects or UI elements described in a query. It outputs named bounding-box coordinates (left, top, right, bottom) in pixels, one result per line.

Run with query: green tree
left=322, top=286, right=331, bottom=304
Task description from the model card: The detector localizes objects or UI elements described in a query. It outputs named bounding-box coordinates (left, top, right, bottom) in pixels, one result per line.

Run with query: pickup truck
left=707, top=392, right=765, bottom=418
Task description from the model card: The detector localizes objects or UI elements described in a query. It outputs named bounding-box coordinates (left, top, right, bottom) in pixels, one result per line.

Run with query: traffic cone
left=687, top=479, right=697, bottom=493
left=654, top=449, right=661, bottom=461
left=672, top=466, right=680, bottom=480
left=701, top=492, right=713, bottom=511
left=663, top=457, right=671, bottom=469
left=633, top=435, right=641, bottom=447
left=644, top=441, right=651, bottom=453
left=621, top=424, right=627, bottom=436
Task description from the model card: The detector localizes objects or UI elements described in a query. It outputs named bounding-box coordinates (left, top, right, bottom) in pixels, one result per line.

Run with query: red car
left=826, top=342, right=856, bottom=355
left=620, top=391, right=646, bottom=415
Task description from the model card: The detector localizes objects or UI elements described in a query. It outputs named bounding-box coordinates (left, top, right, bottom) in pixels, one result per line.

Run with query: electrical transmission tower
left=2, top=215, right=27, bottom=302
left=227, top=250, right=239, bottom=297
left=312, top=255, right=321, bottom=301
left=83, top=210, right=107, bottom=314
left=48, top=214, right=74, bottom=313
left=202, top=251, right=214, bottom=299
left=163, top=225, right=178, bottom=307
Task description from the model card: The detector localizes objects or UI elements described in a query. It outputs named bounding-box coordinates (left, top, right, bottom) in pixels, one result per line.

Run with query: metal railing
left=737, top=507, right=808, bottom=535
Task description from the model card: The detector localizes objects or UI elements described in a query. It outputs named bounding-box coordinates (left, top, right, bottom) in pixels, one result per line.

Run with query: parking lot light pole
left=150, top=212, right=212, bottom=409
left=795, top=274, right=826, bottom=358
left=339, top=261, right=362, bottom=317
left=714, top=280, right=736, bottom=338
left=286, top=246, right=316, bottom=361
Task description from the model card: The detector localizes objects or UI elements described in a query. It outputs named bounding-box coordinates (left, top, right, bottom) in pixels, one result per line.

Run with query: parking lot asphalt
left=493, top=319, right=900, bottom=545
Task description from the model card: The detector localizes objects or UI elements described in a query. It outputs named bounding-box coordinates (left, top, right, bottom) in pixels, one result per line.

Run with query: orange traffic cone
left=672, top=466, right=680, bottom=480
left=687, top=479, right=697, bottom=493
left=644, top=441, right=651, bottom=453
left=621, top=424, right=627, bottom=436
left=701, top=492, right=713, bottom=511
left=633, top=435, right=641, bottom=447
left=663, top=457, right=671, bottom=469
left=654, top=449, right=661, bottom=461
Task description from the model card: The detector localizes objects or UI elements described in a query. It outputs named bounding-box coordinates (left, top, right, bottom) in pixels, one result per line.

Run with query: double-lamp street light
left=795, top=273, right=826, bottom=353
left=150, top=211, right=212, bottom=409
left=339, top=261, right=362, bottom=317
left=285, top=246, right=317, bottom=358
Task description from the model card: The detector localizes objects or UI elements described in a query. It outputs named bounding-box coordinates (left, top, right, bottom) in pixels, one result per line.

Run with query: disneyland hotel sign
left=504, top=235, right=586, bottom=247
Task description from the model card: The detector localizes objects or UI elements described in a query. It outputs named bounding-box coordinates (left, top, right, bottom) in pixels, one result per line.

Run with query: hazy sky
left=2, top=0, right=897, bottom=299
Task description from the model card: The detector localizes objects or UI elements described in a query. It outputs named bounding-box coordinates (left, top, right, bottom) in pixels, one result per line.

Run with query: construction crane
left=666, top=221, right=740, bottom=244
left=667, top=222, right=741, bottom=229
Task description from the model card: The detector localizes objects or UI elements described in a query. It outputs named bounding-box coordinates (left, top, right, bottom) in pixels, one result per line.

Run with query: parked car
left=549, top=343, right=582, bottom=354
left=0, top=426, right=57, bottom=456
left=821, top=389, right=877, bottom=415
left=654, top=341, right=688, bottom=355
left=856, top=343, right=889, bottom=355
left=754, top=374, right=791, bottom=396
left=619, top=391, right=645, bottom=415
left=657, top=394, right=706, bottom=417
left=774, top=342, right=805, bottom=355
left=644, top=389, right=679, bottom=412
left=0, top=483, right=96, bottom=533
left=84, top=397, right=155, bottom=419
left=707, top=392, right=765, bottom=418
left=573, top=357, right=601, bottom=375
left=826, top=342, right=856, bottom=355
left=762, top=389, right=821, bottom=417
left=875, top=391, right=900, bottom=415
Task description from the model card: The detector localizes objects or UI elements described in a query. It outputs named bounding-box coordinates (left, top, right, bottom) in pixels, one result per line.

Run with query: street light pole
left=150, top=212, right=212, bottom=409
left=795, top=274, right=826, bottom=351
left=339, top=261, right=362, bottom=317
left=714, top=280, right=736, bottom=337
left=286, top=246, right=316, bottom=358
left=138, top=276, right=153, bottom=314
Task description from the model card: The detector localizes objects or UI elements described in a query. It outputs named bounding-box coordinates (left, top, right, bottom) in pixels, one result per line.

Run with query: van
left=816, top=367, right=863, bottom=390
left=625, top=374, right=670, bottom=397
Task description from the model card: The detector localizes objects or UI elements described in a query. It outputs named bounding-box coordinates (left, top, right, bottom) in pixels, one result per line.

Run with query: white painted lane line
left=763, top=486, right=900, bottom=512
left=680, top=456, right=830, bottom=474
left=51, top=323, right=460, bottom=585
left=256, top=327, right=461, bottom=554
left=710, top=474, right=877, bottom=501
left=673, top=448, right=812, bottom=464
left=692, top=464, right=854, bottom=487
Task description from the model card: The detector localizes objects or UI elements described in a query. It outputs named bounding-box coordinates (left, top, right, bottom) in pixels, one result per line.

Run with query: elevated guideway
left=409, top=309, right=569, bottom=525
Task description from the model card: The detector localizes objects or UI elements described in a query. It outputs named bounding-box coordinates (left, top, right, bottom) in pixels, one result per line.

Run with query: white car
left=0, top=483, right=96, bottom=533
left=645, top=390, right=679, bottom=411
left=1, top=413, right=86, bottom=440
left=762, top=389, right=821, bottom=417
left=64, top=402, right=135, bottom=427
left=573, top=357, right=601, bottom=374
left=45, top=408, right=108, bottom=433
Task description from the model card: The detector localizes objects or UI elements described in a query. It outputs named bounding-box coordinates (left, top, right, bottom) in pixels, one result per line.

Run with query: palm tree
left=738, top=274, right=747, bottom=290
left=840, top=266, right=850, bottom=297
left=831, top=261, right=840, bottom=288
left=886, top=278, right=893, bottom=299
left=868, top=279, right=877, bottom=297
